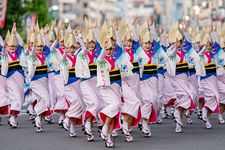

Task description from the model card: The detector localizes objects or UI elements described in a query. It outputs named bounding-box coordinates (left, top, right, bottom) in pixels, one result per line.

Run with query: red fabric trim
left=199, top=97, right=205, bottom=102
left=132, top=107, right=141, bottom=127
left=0, top=105, right=9, bottom=115
left=84, top=111, right=96, bottom=121
left=41, top=108, right=52, bottom=116
left=121, top=107, right=141, bottom=127
left=67, top=54, right=76, bottom=67
left=10, top=110, right=20, bottom=116
left=145, top=51, right=152, bottom=64
left=32, top=100, right=37, bottom=109
left=58, top=47, right=64, bottom=55
left=69, top=117, right=83, bottom=125
left=176, top=50, right=184, bottom=63
left=149, top=105, right=157, bottom=123
left=121, top=96, right=124, bottom=103
left=54, top=109, right=68, bottom=114
left=8, top=51, right=18, bottom=61
left=65, top=99, right=70, bottom=108
left=99, top=112, right=121, bottom=130
left=205, top=105, right=220, bottom=114
left=214, top=105, right=220, bottom=113
left=0, top=0, right=8, bottom=28
left=125, top=49, right=134, bottom=62
left=188, top=99, right=196, bottom=110
left=104, top=56, right=115, bottom=70
left=173, top=77, right=194, bottom=109
left=87, top=50, right=95, bottom=64
left=204, top=52, right=211, bottom=63
left=35, top=53, right=45, bottom=65
left=165, top=98, right=176, bottom=107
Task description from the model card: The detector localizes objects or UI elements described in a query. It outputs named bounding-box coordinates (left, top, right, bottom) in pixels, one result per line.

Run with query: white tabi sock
left=102, top=124, right=109, bottom=135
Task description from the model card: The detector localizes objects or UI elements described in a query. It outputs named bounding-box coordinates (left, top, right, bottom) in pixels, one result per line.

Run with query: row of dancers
left=1, top=16, right=225, bottom=148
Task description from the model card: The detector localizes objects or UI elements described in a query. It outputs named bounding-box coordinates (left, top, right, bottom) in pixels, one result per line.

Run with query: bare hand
left=57, top=31, right=61, bottom=41
left=60, top=22, right=65, bottom=30
left=12, top=22, right=17, bottom=33
left=74, top=27, right=81, bottom=36
left=131, top=15, right=138, bottom=25
left=51, top=20, right=56, bottom=26
left=206, top=26, right=212, bottom=33
left=91, top=19, right=97, bottom=29
left=212, top=24, right=216, bottom=31
left=103, top=40, right=108, bottom=49
left=147, top=16, right=154, bottom=27
left=182, top=20, right=187, bottom=32
left=112, top=17, right=119, bottom=31
left=158, top=26, right=164, bottom=34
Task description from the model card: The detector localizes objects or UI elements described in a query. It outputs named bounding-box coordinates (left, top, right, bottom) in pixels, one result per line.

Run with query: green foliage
left=0, top=0, right=50, bottom=40
left=25, top=0, right=50, bottom=27
left=0, top=0, right=25, bottom=37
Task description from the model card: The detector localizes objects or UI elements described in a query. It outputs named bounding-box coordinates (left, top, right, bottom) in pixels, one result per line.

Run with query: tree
left=25, top=0, right=50, bottom=27
left=0, top=0, right=50, bottom=40
left=0, top=0, right=25, bottom=37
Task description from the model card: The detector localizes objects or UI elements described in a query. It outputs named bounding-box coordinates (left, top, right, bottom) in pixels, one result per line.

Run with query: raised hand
left=206, top=26, right=212, bottom=33
left=60, top=22, right=65, bottom=30
left=91, top=19, right=97, bottom=29
left=74, top=27, right=81, bottom=36
left=131, top=15, right=138, bottom=25
left=147, top=16, right=154, bottom=27
left=158, top=25, right=164, bottom=35
left=112, top=17, right=119, bottom=31
left=103, top=39, right=108, bottom=49
left=12, top=22, right=17, bottom=34
left=182, top=19, right=188, bottom=32
left=57, top=31, right=61, bottom=41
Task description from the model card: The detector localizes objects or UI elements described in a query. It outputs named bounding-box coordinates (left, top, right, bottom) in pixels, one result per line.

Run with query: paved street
left=0, top=114, right=225, bottom=150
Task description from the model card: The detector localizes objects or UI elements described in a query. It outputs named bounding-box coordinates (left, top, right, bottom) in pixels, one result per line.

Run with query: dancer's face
left=175, top=40, right=182, bottom=50
left=142, top=41, right=152, bottom=52
left=110, top=38, right=116, bottom=48
left=106, top=47, right=114, bottom=56
left=87, top=41, right=96, bottom=51
left=123, top=39, right=132, bottom=50
left=36, top=45, right=44, bottom=54
left=59, top=40, right=65, bottom=49
left=206, top=41, right=212, bottom=53
left=9, top=45, right=17, bottom=53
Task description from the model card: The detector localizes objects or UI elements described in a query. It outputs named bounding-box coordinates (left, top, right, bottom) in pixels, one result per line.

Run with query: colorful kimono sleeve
left=114, top=44, right=123, bottom=60
left=60, top=54, right=69, bottom=84
left=27, top=48, right=37, bottom=79
left=16, top=45, right=23, bottom=58
left=95, top=41, right=102, bottom=59
left=44, top=45, right=51, bottom=57
left=1, top=48, right=8, bottom=76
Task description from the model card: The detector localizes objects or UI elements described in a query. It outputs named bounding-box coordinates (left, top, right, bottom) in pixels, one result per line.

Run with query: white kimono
left=50, top=41, right=68, bottom=113
left=60, top=53, right=83, bottom=125
left=27, top=51, right=51, bottom=116
left=97, top=49, right=122, bottom=130
left=166, top=47, right=194, bottom=110
left=1, top=48, right=24, bottom=115
left=76, top=37, right=103, bottom=121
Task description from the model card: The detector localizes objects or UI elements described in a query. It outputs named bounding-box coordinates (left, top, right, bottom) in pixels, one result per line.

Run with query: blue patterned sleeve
left=17, top=44, right=23, bottom=57
left=44, top=45, right=51, bottom=57
left=113, top=44, right=123, bottom=60
left=132, top=40, right=140, bottom=53
left=95, top=41, right=102, bottom=59
left=162, top=45, right=167, bottom=52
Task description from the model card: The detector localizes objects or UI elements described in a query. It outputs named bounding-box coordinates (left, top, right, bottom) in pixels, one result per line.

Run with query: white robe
left=60, top=54, right=83, bottom=124
left=27, top=53, right=50, bottom=116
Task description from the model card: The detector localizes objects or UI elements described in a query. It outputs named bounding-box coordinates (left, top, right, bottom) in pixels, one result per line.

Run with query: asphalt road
left=0, top=113, right=225, bottom=150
